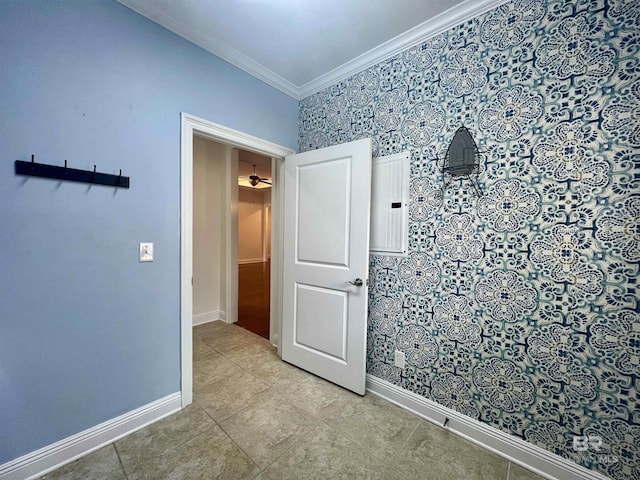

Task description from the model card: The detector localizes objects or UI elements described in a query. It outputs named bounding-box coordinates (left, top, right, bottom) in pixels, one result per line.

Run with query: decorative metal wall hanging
left=438, top=126, right=483, bottom=196
left=15, top=155, right=130, bottom=188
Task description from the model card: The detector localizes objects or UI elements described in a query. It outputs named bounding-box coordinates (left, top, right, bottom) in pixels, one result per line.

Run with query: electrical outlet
left=394, top=350, right=405, bottom=369
left=139, top=242, right=154, bottom=262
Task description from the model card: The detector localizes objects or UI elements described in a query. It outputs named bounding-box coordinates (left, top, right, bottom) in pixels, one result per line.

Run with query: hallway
left=237, top=260, right=270, bottom=339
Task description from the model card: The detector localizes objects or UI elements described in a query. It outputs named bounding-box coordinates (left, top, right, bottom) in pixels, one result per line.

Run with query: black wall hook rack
left=15, top=155, right=130, bottom=188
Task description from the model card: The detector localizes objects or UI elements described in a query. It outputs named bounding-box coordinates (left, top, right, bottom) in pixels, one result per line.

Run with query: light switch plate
left=139, top=242, right=153, bottom=262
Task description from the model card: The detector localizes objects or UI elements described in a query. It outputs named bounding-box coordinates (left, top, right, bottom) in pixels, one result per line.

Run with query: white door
left=282, top=138, right=371, bottom=395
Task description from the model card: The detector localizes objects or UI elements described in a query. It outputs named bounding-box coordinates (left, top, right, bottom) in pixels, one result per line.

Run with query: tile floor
left=42, top=321, right=546, bottom=480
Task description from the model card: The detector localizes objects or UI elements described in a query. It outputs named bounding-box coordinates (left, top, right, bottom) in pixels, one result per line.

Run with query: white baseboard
left=365, top=375, right=607, bottom=480
left=0, top=392, right=181, bottom=480
left=238, top=258, right=264, bottom=264
left=192, top=309, right=223, bottom=326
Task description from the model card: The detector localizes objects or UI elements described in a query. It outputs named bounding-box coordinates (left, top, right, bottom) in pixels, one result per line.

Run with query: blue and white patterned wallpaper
left=298, top=0, right=639, bottom=478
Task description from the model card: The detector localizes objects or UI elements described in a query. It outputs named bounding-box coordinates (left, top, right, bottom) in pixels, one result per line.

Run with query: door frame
left=180, top=112, right=294, bottom=407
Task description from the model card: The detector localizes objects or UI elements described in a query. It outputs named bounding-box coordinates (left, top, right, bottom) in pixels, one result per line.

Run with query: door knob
left=345, top=278, right=364, bottom=287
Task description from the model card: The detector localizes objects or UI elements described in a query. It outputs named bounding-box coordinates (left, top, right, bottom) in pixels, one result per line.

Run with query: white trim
left=225, top=146, right=239, bottom=327
left=117, top=0, right=301, bottom=98
left=270, top=157, right=284, bottom=353
left=181, top=113, right=294, bottom=407
left=192, top=310, right=223, bottom=326
left=185, top=114, right=293, bottom=158
left=238, top=258, right=265, bottom=265
left=119, top=0, right=510, bottom=100
left=366, top=376, right=609, bottom=480
left=0, top=393, right=181, bottom=480
left=262, top=202, right=271, bottom=263
left=180, top=116, right=195, bottom=407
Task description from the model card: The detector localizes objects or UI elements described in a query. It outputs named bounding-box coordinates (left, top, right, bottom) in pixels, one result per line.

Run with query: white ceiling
left=118, top=0, right=507, bottom=99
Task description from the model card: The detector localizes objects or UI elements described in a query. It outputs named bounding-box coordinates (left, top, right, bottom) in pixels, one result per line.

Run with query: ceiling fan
left=247, top=164, right=271, bottom=186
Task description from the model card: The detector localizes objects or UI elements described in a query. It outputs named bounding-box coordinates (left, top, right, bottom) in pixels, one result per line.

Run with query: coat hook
left=15, top=157, right=129, bottom=189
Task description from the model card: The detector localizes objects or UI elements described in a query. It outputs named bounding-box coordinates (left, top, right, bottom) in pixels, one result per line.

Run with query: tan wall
left=193, top=136, right=226, bottom=319
left=238, top=187, right=266, bottom=262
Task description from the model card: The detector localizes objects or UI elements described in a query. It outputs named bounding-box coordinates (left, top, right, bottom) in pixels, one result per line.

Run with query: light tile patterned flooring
left=42, top=321, right=546, bottom=479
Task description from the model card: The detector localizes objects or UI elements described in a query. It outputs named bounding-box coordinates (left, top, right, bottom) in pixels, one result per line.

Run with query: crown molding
left=297, top=0, right=511, bottom=98
left=117, top=0, right=301, bottom=98
left=119, top=0, right=510, bottom=100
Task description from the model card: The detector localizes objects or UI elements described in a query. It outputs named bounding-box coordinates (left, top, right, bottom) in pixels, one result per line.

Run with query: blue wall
left=0, top=0, right=298, bottom=462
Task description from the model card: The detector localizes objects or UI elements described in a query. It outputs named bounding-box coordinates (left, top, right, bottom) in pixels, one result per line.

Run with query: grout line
left=213, top=418, right=264, bottom=475
left=204, top=354, right=327, bottom=472
left=216, top=344, right=271, bottom=369
left=193, top=399, right=223, bottom=428
left=205, top=335, right=270, bottom=360
left=117, top=404, right=219, bottom=460
left=211, top=346, right=279, bottom=387
left=192, top=338, right=215, bottom=350
left=319, top=415, right=414, bottom=471
left=161, top=425, right=219, bottom=455
left=213, top=383, right=275, bottom=425
left=506, top=460, right=512, bottom=480
left=398, top=420, right=421, bottom=454
left=253, top=470, right=267, bottom=480
left=112, top=442, right=130, bottom=480
left=253, top=417, right=326, bottom=473
left=193, top=326, right=347, bottom=476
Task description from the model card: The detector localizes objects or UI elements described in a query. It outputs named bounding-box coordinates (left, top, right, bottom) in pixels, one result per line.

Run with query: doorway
left=237, top=152, right=272, bottom=338
left=181, top=112, right=294, bottom=407
left=191, top=140, right=272, bottom=339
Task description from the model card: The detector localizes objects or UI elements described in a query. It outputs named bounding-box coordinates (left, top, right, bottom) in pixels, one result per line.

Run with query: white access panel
left=370, top=151, right=409, bottom=256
